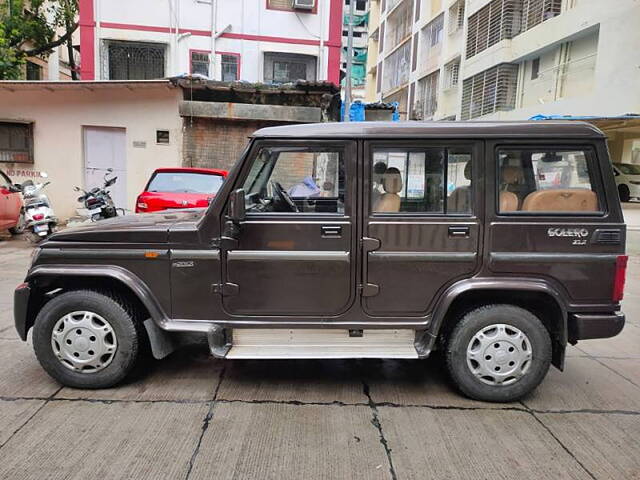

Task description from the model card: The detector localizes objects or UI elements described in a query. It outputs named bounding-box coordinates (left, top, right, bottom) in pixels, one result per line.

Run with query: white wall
left=0, top=85, right=182, bottom=219
left=95, top=0, right=333, bottom=82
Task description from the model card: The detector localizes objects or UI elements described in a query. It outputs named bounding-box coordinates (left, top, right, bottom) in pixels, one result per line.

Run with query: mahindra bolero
left=14, top=121, right=627, bottom=402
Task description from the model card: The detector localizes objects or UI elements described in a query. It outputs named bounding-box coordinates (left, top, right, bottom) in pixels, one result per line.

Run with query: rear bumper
left=14, top=283, right=31, bottom=341
left=569, top=312, right=625, bottom=341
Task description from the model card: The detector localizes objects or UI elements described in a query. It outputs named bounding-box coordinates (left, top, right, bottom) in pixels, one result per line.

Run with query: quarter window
left=370, top=147, right=472, bottom=214
left=497, top=148, right=602, bottom=214
left=243, top=147, right=346, bottom=215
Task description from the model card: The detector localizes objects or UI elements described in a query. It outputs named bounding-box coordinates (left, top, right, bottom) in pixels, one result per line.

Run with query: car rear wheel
left=618, top=184, right=631, bottom=202
left=445, top=304, right=551, bottom=402
left=33, top=290, right=142, bottom=389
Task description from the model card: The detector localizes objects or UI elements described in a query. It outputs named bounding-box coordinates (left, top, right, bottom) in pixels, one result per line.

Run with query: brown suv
left=14, top=121, right=627, bottom=402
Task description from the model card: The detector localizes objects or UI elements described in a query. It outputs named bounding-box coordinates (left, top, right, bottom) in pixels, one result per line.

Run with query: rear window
left=615, top=163, right=640, bottom=175
left=497, top=148, right=602, bottom=214
left=147, top=172, right=224, bottom=194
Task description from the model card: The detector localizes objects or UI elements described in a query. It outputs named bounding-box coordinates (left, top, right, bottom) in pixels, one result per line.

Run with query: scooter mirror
left=40, top=172, right=49, bottom=178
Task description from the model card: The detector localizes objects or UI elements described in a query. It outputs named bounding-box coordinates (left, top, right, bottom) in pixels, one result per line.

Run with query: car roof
left=153, top=167, right=228, bottom=176
left=252, top=121, right=605, bottom=139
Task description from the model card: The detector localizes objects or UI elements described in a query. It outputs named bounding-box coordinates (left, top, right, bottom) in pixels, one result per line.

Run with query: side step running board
left=209, top=328, right=419, bottom=359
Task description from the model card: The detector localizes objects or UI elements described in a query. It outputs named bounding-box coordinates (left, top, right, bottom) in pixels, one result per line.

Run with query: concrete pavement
left=0, top=235, right=638, bottom=480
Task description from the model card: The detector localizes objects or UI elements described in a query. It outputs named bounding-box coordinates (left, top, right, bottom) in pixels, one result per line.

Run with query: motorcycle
left=74, top=168, right=121, bottom=221
left=18, top=172, right=58, bottom=242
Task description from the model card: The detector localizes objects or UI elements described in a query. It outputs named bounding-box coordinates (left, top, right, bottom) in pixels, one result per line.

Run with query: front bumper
left=569, top=312, right=625, bottom=341
left=14, top=282, right=31, bottom=341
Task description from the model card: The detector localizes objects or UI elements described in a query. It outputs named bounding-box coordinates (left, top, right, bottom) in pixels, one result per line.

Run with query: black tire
left=33, top=290, right=142, bottom=389
left=618, top=184, right=631, bottom=203
left=445, top=304, right=551, bottom=403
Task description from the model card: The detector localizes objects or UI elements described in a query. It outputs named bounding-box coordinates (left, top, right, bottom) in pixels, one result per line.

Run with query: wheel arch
left=22, top=265, right=169, bottom=341
left=429, top=278, right=568, bottom=369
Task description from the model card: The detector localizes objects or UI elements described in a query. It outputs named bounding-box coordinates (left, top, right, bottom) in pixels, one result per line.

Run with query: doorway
left=83, top=127, right=127, bottom=210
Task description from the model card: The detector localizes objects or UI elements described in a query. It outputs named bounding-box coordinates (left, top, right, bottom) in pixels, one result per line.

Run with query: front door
left=83, top=127, right=127, bottom=210
left=361, top=140, right=482, bottom=317
left=223, top=140, right=357, bottom=317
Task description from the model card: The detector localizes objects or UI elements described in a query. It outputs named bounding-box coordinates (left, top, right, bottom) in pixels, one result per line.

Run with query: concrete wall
left=0, top=85, right=182, bottom=219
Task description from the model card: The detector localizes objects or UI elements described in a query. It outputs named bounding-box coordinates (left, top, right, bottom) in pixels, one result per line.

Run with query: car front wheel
left=33, top=290, right=142, bottom=389
left=445, top=304, right=551, bottom=402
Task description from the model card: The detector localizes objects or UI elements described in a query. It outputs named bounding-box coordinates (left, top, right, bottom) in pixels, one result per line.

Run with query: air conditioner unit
left=292, top=0, right=315, bottom=10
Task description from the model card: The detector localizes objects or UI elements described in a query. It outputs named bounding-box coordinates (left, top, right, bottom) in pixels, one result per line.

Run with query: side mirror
left=10, top=184, right=22, bottom=193
left=228, top=188, right=246, bottom=223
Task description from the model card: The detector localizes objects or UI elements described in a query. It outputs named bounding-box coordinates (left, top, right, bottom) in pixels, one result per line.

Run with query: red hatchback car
left=0, top=169, right=23, bottom=233
left=136, top=167, right=228, bottom=214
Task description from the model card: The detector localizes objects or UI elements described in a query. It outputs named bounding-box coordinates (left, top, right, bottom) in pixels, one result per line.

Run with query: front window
left=105, top=41, right=166, bottom=80
left=242, top=147, right=345, bottom=214
left=497, top=148, right=602, bottom=214
left=191, top=51, right=210, bottom=77
left=147, top=172, right=225, bottom=194
left=264, top=52, right=317, bottom=83
left=221, top=54, right=239, bottom=81
left=370, top=146, right=472, bottom=214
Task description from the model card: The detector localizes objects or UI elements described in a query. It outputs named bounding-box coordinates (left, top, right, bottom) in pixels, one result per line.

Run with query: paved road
left=0, top=234, right=638, bottom=480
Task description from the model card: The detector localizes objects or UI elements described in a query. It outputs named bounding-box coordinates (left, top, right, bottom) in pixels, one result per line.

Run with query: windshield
left=615, top=163, right=640, bottom=175
left=147, top=172, right=224, bottom=194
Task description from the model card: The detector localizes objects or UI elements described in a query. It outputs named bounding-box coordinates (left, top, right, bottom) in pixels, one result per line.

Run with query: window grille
left=444, top=60, right=460, bottom=89
left=385, top=0, right=414, bottom=51
left=191, top=51, right=210, bottom=77
left=461, top=63, right=518, bottom=119
left=105, top=41, right=166, bottom=80
left=420, top=14, right=444, bottom=66
left=221, top=54, right=239, bottom=81
left=0, top=122, right=33, bottom=164
left=466, top=0, right=561, bottom=58
left=413, top=70, right=439, bottom=119
left=382, top=40, right=411, bottom=92
left=448, top=1, right=465, bottom=34
left=520, top=0, right=562, bottom=32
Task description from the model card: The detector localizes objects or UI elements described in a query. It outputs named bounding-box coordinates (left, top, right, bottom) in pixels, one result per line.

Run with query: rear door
left=487, top=141, right=623, bottom=305
left=361, top=140, right=482, bottom=317
left=222, top=140, right=357, bottom=317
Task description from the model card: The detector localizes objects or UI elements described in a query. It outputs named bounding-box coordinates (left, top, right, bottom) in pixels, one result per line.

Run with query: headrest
left=502, top=166, right=521, bottom=185
left=382, top=167, right=403, bottom=194
left=522, top=189, right=598, bottom=212
left=464, top=161, right=472, bottom=180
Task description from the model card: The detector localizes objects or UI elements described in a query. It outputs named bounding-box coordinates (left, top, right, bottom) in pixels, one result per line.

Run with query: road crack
left=519, top=401, right=597, bottom=480
left=363, top=381, right=398, bottom=480
left=184, top=363, right=226, bottom=480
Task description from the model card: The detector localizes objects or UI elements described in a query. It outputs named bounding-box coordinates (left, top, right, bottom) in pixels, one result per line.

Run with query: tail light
left=87, top=197, right=100, bottom=206
left=612, top=255, right=628, bottom=302
left=32, top=213, right=45, bottom=221
left=136, top=197, right=148, bottom=213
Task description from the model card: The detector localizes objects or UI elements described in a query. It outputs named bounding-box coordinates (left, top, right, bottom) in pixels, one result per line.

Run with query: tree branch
left=23, top=21, right=78, bottom=57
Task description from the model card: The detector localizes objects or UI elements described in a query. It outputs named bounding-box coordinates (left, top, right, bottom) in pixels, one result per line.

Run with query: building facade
left=78, top=0, right=344, bottom=85
left=366, top=0, right=640, bottom=127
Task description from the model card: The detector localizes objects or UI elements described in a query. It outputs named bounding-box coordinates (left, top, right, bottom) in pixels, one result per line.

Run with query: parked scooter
left=19, top=172, right=58, bottom=242
left=74, top=168, right=121, bottom=221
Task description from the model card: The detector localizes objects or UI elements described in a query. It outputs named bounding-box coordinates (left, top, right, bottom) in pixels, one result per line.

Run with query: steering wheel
left=270, top=181, right=298, bottom=212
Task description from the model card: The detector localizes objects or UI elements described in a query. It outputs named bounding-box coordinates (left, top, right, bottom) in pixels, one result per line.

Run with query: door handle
left=448, top=226, right=470, bottom=238
left=321, top=225, right=342, bottom=238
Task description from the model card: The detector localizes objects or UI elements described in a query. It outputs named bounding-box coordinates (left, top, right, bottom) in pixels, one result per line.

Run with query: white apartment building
left=366, top=0, right=640, bottom=125
left=78, top=0, right=344, bottom=85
